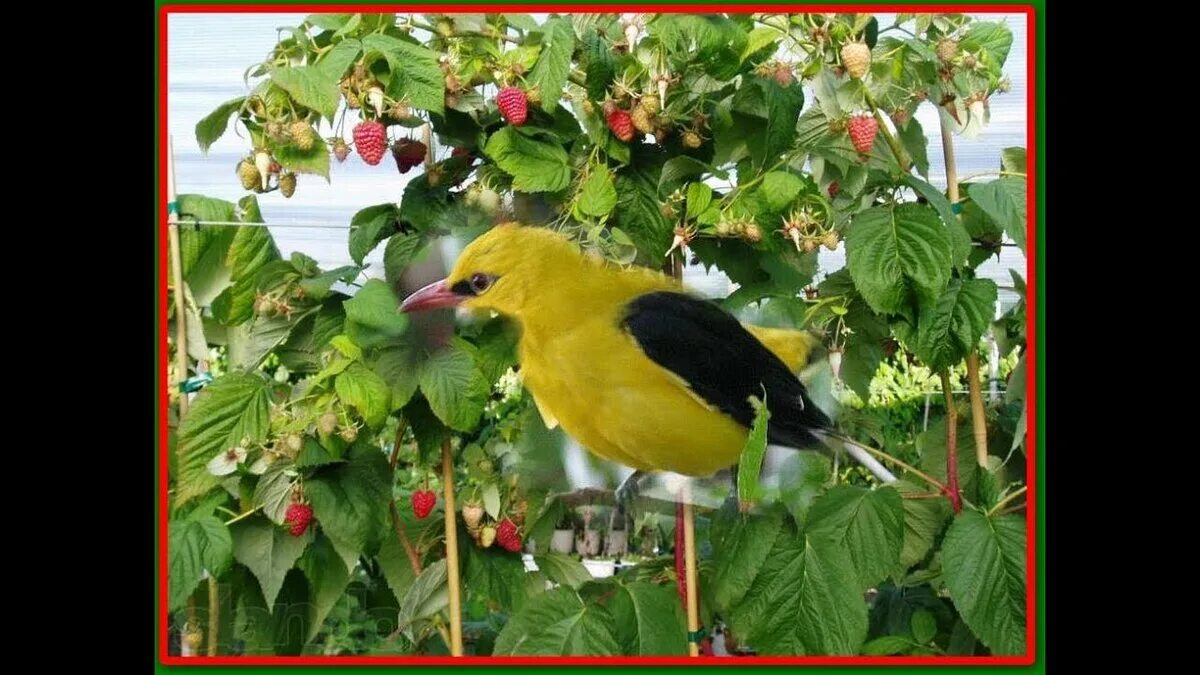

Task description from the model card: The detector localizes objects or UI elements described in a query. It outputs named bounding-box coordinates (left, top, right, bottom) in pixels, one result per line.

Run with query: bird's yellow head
left=399, top=223, right=584, bottom=319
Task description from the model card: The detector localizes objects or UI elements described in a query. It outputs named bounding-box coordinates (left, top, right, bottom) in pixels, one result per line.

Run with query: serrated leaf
left=846, top=203, right=952, bottom=315
left=807, top=486, right=904, bottom=588
left=732, top=78, right=804, bottom=168
left=274, top=141, right=330, bottom=179
left=759, top=172, right=803, bottom=212
left=397, top=559, right=449, bottom=632
left=942, top=511, right=1026, bottom=655
left=895, top=481, right=951, bottom=569
left=609, top=581, right=687, bottom=655
left=902, top=175, right=971, bottom=269
left=231, top=516, right=313, bottom=608
left=373, top=344, right=422, bottom=411
left=348, top=203, right=399, bottom=265
left=710, top=506, right=785, bottom=612
left=685, top=182, right=713, bottom=220
left=528, top=18, right=575, bottom=111
left=658, top=156, right=713, bottom=196
left=316, top=38, right=361, bottom=79
left=911, top=609, right=937, bottom=644
left=777, top=451, right=832, bottom=525
left=578, top=164, right=617, bottom=217
left=484, top=127, right=571, bottom=192
left=305, top=443, right=392, bottom=551
left=916, top=278, right=998, bottom=371
left=195, top=97, right=246, bottom=153
left=466, top=544, right=531, bottom=613
left=253, top=460, right=296, bottom=524
left=1000, top=147, right=1026, bottom=174
left=534, top=553, right=591, bottom=589
left=334, top=362, right=391, bottom=429
left=492, top=587, right=621, bottom=655
left=168, top=516, right=233, bottom=610
left=296, top=534, right=352, bottom=642
left=863, top=635, right=912, bottom=655
left=741, top=26, right=780, bottom=61
left=418, top=341, right=489, bottom=431
left=361, top=34, right=444, bottom=114
left=270, top=65, right=340, bottom=120
left=897, top=117, right=929, bottom=178
left=343, top=279, right=407, bottom=336
left=383, top=231, right=428, bottom=287
left=969, top=178, right=1026, bottom=253
left=177, top=373, right=273, bottom=503
left=582, top=31, right=614, bottom=101
left=960, top=21, right=1013, bottom=67
left=736, top=397, right=771, bottom=507
left=375, top=533, right=416, bottom=599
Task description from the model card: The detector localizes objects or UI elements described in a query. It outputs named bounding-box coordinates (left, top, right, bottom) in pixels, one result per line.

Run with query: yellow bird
left=400, top=223, right=831, bottom=478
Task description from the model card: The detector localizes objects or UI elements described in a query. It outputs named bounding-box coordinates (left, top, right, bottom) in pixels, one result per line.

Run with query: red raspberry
left=352, top=120, right=388, bottom=166
left=496, top=86, right=528, bottom=126
left=495, top=518, right=522, bottom=552
left=392, top=139, right=427, bottom=174
left=411, top=490, right=437, bottom=519
left=607, top=109, right=635, bottom=142
left=828, top=180, right=840, bottom=198
left=284, top=503, right=314, bottom=537
left=846, top=114, right=878, bottom=155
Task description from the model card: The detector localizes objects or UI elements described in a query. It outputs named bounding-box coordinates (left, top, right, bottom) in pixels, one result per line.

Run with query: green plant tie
left=687, top=627, right=707, bottom=644
left=951, top=202, right=964, bottom=214
left=167, top=200, right=179, bottom=215
left=179, top=372, right=214, bottom=393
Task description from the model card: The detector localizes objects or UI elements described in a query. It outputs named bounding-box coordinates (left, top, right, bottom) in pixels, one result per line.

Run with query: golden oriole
left=400, top=223, right=831, bottom=478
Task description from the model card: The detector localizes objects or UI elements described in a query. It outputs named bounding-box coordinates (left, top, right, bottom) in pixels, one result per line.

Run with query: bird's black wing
left=620, top=291, right=832, bottom=449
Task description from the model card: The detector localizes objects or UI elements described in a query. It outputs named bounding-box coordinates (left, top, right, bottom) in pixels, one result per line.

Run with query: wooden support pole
left=441, top=439, right=464, bottom=656
left=683, top=494, right=701, bottom=657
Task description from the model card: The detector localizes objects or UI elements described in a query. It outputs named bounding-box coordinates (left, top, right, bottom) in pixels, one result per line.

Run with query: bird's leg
left=615, top=470, right=647, bottom=506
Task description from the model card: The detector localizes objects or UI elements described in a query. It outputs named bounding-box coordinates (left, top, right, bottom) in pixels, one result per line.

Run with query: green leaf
left=902, top=175, right=971, bottom=269
left=253, top=460, right=296, bottom=524
left=1000, top=147, right=1026, bottom=174
left=741, top=26, right=780, bottom=61
left=659, top=156, right=716, bottom=197
left=941, top=511, right=1026, bottom=655
left=776, top=451, right=832, bottom=525
left=534, top=553, right=591, bottom=589
left=295, top=437, right=341, bottom=469
left=736, top=396, right=771, bottom=507
left=918, top=416, right=978, bottom=498
left=915, top=278, right=998, bottom=371
left=685, top=182, right=713, bottom=220
left=361, top=34, right=445, bottom=114
left=305, top=443, right=392, bottom=551
left=195, top=97, right=246, bottom=153
left=383, top=232, right=428, bottom=287
left=418, top=341, right=489, bottom=431
left=397, top=559, right=449, bottom=632
left=578, top=165, right=618, bottom=218
left=482, top=482, right=501, bottom=519
left=758, top=172, right=804, bottom=213
left=373, top=344, right=422, bottom=411
left=609, top=581, right=688, bottom=655
left=375, top=532, right=416, bottom=600
left=960, top=21, right=1013, bottom=67
left=296, top=534, right=352, bottom=642
left=911, top=609, right=937, bottom=644
left=334, top=362, right=392, bottom=429
left=168, top=516, right=233, bottom=610
left=897, top=117, right=930, bottom=178
left=274, top=140, right=331, bottom=179
left=270, top=65, right=340, bottom=120
left=845, top=203, right=952, bottom=315
left=492, top=587, right=621, bottom=655
left=582, top=30, right=615, bottom=101
left=732, top=78, right=804, bottom=168
left=710, top=506, right=785, bottom=612
left=176, top=373, right=272, bottom=503
left=862, top=635, right=912, bottom=656
left=343, top=279, right=407, bottom=336
left=969, top=177, right=1026, bottom=253
left=465, top=544, right=531, bottom=613
left=807, top=485, right=904, bottom=587
left=528, top=18, right=576, bottom=111
left=316, top=38, right=361, bottom=79
left=895, top=481, right=951, bottom=569
left=231, top=515, right=313, bottom=607
left=734, top=527, right=868, bottom=654
left=484, top=127, right=571, bottom=193
left=348, top=203, right=400, bottom=265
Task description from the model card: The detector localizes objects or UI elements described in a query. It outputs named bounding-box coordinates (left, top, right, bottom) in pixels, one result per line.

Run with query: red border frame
left=159, top=3, right=1037, bottom=665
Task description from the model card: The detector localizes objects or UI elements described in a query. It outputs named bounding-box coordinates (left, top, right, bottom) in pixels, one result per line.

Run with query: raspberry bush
left=171, top=11, right=1029, bottom=657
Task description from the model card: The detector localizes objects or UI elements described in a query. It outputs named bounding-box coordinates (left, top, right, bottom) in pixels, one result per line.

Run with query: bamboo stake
left=168, top=136, right=189, bottom=418
left=682, top=492, right=701, bottom=657
left=937, top=114, right=989, bottom=466
left=440, top=438, right=464, bottom=656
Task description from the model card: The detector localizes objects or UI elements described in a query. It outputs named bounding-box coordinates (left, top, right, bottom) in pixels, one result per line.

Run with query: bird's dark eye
left=470, top=273, right=492, bottom=293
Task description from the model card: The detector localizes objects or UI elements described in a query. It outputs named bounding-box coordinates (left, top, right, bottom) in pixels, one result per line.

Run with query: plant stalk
left=862, top=87, right=911, bottom=172
left=440, top=439, right=464, bottom=656
left=940, top=370, right=962, bottom=513
left=206, top=577, right=219, bottom=655
left=388, top=420, right=424, bottom=575
left=937, top=110, right=990, bottom=465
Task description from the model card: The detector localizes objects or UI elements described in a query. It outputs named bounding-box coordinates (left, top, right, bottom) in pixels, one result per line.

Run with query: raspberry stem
left=862, top=87, right=912, bottom=171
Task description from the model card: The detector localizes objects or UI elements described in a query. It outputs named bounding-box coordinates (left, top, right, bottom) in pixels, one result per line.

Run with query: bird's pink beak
left=399, top=278, right=463, bottom=313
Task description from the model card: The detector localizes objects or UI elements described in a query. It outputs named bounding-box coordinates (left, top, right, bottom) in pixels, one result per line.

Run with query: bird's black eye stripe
left=450, top=280, right=476, bottom=296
